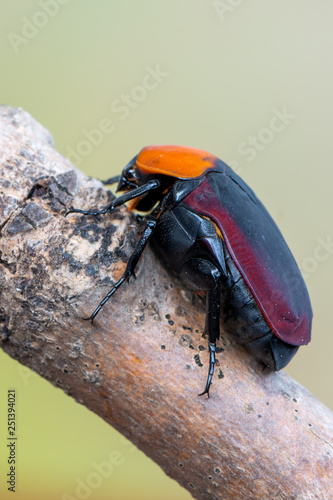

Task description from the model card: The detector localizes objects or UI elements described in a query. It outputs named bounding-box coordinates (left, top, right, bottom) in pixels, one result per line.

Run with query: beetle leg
left=99, top=175, right=121, bottom=185
left=84, top=217, right=157, bottom=322
left=198, top=279, right=222, bottom=397
left=66, top=179, right=160, bottom=217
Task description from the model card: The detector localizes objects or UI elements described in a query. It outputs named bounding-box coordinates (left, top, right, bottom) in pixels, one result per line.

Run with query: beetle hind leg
left=198, top=280, right=222, bottom=397
left=178, top=257, right=224, bottom=396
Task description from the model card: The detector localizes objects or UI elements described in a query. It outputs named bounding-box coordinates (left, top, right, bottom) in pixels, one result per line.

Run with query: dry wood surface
left=0, top=105, right=332, bottom=499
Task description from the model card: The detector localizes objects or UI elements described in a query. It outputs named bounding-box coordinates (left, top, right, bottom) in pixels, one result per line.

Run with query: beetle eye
left=124, top=165, right=135, bottom=179
left=117, top=165, right=139, bottom=191
left=123, top=165, right=138, bottom=183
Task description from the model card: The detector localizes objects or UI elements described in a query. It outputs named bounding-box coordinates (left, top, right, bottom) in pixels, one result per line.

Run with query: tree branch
left=1, top=105, right=332, bottom=500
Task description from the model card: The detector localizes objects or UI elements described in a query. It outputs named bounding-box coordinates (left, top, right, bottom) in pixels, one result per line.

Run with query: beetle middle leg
left=84, top=216, right=157, bottom=322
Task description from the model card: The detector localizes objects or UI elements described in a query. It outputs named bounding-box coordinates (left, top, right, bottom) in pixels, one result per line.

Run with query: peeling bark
left=0, top=105, right=332, bottom=499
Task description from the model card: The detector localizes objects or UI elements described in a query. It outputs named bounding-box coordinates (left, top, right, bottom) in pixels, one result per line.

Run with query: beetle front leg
left=66, top=179, right=160, bottom=217
left=199, top=280, right=222, bottom=397
left=84, top=217, right=157, bottom=322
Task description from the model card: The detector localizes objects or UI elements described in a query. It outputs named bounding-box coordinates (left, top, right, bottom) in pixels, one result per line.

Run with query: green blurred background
left=1, top=1, right=332, bottom=499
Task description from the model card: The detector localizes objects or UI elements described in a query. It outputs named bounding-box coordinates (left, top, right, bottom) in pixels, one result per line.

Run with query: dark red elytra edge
left=183, top=175, right=312, bottom=346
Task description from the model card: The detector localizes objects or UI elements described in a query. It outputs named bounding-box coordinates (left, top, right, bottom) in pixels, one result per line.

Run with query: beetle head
left=117, top=153, right=169, bottom=189
left=116, top=152, right=178, bottom=212
left=116, top=155, right=140, bottom=192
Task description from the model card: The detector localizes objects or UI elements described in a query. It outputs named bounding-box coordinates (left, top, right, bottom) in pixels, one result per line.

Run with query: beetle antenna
left=100, top=175, right=121, bottom=185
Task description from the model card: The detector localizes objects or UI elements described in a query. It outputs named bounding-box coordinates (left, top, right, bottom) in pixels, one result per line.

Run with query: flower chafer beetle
left=68, top=145, right=312, bottom=396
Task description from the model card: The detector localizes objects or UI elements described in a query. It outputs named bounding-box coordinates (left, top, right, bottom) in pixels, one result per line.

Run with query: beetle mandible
left=67, top=145, right=312, bottom=396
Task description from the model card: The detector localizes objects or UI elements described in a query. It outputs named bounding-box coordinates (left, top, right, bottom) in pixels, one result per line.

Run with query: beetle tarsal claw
left=198, top=388, right=210, bottom=398
left=82, top=316, right=94, bottom=324
left=65, top=208, right=73, bottom=217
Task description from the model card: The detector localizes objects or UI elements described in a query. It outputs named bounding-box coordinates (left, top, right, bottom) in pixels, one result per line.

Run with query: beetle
left=67, top=145, right=312, bottom=396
